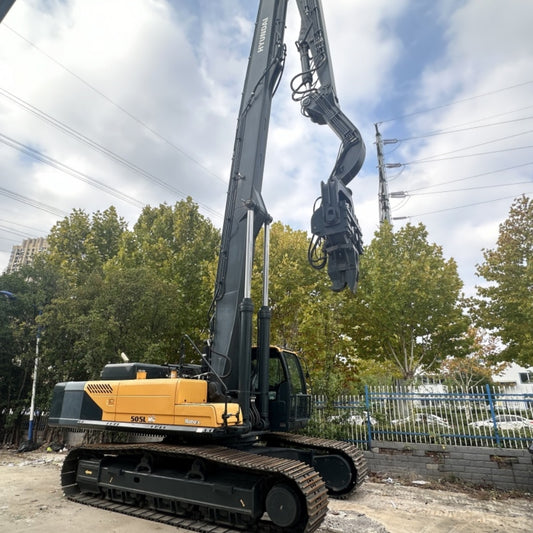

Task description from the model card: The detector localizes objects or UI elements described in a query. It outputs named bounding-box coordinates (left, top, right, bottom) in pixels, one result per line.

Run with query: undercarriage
left=60, top=433, right=367, bottom=532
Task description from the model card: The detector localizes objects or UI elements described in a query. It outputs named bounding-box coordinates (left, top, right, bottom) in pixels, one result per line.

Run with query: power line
left=428, top=104, right=533, bottom=134
left=3, top=24, right=228, bottom=187
left=398, top=192, right=533, bottom=219
left=0, top=132, right=146, bottom=209
left=404, top=145, right=533, bottom=166
left=0, top=224, right=34, bottom=239
left=0, top=87, right=223, bottom=219
left=382, top=107, right=533, bottom=157
left=418, top=130, right=533, bottom=161
left=0, top=218, right=45, bottom=241
left=410, top=130, right=533, bottom=163
left=0, top=186, right=68, bottom=217
left=410, top=162, right=533, bottom=192
left=0, top=224, right=32, bottom=237
left=0, top=218, right=45, bottom=234
left=378, top=80, right=533, bottom=124
left=406, top=180, right=530, bottom=196
left=397, top=116, right=533, bottom=142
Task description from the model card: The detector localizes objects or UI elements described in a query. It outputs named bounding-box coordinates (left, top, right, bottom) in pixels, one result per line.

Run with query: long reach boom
left=208, top=0, right=365, bottom=403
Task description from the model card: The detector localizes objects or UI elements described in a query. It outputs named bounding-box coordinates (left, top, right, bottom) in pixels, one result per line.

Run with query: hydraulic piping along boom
left=257, top=221, right=272, bottom=429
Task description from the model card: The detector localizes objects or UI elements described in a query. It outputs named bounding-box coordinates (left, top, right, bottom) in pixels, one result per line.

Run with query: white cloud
left=320, top=0, right=409, bottom=106
left=0, top=0, right=531, bottom=302
left=384, top=0, right=533, bottom=295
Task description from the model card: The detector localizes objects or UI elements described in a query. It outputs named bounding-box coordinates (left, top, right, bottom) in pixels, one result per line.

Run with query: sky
left=0, top=0, right=532, bottom=297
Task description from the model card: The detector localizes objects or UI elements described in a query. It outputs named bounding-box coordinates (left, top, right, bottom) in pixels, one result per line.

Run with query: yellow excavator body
left=85, top=376, right=241, bottom=428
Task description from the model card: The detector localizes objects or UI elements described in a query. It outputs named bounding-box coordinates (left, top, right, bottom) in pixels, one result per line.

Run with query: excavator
left=47, top=1, right=367, bottom=531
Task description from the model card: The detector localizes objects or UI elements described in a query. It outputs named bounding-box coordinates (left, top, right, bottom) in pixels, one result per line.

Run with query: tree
left=253, top=222, right=360, bottom=394
left=36, top=206, right=127, bottom=384
left=47, top=207, right=127, bottom=284
left=41, top=266, right=185, bottom=382
left=253, top=223, right=320, bottom=347
left=114, top=199, right=220, bottom=346
left=350, top=222, right=471, bottom=380
left=0, top=274, right=26, bottom=442
left=440, top=328, right=505, bottom=390
left=40, top=200, right=221, bottom=385
left=0, top=261, right=61, bottom=442
left=474, top=196, right=533, bottom=366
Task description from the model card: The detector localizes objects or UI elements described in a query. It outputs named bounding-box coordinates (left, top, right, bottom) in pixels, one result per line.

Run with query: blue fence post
left=486, top=383, right=501, bottom=447
left=364, top=385, right=372, bottom=450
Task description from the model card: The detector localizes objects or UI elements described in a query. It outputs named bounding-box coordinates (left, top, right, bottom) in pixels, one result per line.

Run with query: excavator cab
left=253, top=347, right=311, bottom=432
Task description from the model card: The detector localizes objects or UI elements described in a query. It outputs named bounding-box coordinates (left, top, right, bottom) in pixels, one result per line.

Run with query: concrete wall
left=364, top=440, right=533, bottom=491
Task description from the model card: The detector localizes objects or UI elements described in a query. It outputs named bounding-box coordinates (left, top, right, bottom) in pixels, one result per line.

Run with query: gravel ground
left=0, top=448, right=531, bottom=533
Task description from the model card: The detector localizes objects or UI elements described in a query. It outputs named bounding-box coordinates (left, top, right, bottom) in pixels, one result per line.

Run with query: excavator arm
left=293, top=0, right=365, bottom=292
left=208, top=0, right=289, bottom=401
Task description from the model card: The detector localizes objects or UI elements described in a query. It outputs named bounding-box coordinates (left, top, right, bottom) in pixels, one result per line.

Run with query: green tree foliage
left=350, top=222, right=471, bottom=380
left=1, top=195, right=479, bottom=443
left=474, top=196, right=533, bottom=366
left=41, top=267, right=184, bottom=381
left=0, top=278, right=27, bottom=441
left=38, top=206, right=128, bottom=385
left=254, top=223, right=319, bottom=347
left=47, top=207, right=127, bottom=283
left=253, top=222, right=359, bottom=395
left=117, top=200, right=218, bottom=278
left=39, top=199, right=220, bottom=387
left=0, top=260, right=60, bottom=441
left=114, top=199, right=220, bottom=346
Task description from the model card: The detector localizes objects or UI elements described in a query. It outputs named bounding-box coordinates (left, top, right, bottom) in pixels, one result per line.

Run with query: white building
left=493, top=362, right=533, bottom=394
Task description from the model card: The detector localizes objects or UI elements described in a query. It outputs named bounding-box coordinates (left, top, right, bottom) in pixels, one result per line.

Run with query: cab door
left=268, top=348, right=311, bottom=431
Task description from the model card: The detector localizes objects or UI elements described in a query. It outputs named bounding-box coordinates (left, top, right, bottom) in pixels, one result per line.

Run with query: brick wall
left=364, top=441, right=533, bottom=491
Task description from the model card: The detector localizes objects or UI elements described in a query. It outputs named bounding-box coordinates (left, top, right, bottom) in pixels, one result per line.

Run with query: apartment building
left=5, top=237, right=49, bottom=273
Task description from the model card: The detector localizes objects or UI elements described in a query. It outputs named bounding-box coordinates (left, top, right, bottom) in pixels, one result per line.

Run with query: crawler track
left=61, top=442, right=329, bottom=533
left=263, top=432, right=368, bottom=498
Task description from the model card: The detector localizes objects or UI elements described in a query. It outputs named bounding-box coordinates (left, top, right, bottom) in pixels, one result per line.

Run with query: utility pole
left=375, top=123, right=391, bottom=224
left=28, top=326, right=41, bottom=442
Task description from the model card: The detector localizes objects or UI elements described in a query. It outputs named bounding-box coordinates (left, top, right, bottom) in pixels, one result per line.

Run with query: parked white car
left=392, top=413, right=451, bottom=429
left=468, top=415, right=533, bottom=430
left=328, top=412, right=377, bottom=426
left=347, top=413, right=378, bottom=426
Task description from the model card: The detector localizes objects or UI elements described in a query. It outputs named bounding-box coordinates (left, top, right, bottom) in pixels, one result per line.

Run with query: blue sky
left=0, top=0, right=532, bottom=297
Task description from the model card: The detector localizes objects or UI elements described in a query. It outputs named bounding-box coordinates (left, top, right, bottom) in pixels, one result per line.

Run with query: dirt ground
left=0, top=448, right=531, bottom=533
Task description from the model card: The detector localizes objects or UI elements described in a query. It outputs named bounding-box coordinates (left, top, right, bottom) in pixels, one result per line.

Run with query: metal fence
left=305, top=385, right=533, bottom=450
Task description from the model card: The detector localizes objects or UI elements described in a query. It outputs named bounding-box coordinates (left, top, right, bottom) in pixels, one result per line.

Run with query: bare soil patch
left=0, top=448, right=531, bottom=533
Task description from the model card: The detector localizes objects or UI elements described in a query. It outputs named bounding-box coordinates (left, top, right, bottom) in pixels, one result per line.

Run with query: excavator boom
left=209, top=0, right=366, bottom=407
